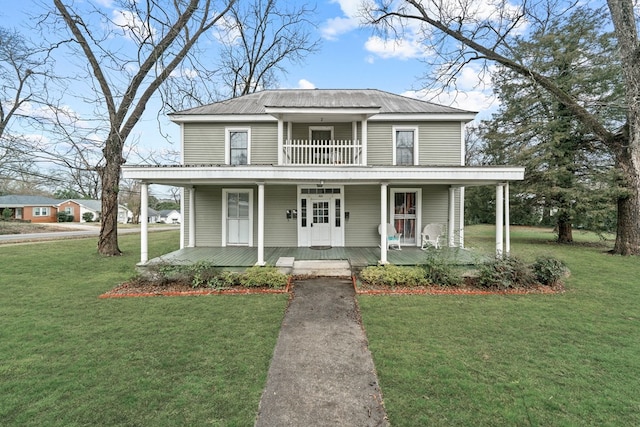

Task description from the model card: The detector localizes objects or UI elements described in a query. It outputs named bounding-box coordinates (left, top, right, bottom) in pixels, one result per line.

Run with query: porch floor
left=145, top=245, right=485, bottom=270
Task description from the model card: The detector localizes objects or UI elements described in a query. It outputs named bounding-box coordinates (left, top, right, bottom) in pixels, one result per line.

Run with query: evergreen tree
left=474, top=6, right=622, bottom=241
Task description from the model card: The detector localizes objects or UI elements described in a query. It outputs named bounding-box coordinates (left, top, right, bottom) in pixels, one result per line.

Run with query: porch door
left=393, top=191, right=418, bottom=245
left=226, top=191, right=250, bottom=245
left=311, top=128, right=332, bottom=164
left=311, top=200, right=331, bottom=246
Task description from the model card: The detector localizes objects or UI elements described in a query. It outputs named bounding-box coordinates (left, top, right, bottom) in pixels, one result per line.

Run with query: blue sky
left=1, top=1, right=496, bottom=173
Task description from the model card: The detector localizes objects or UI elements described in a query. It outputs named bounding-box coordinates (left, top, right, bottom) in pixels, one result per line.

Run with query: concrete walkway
left=255, top=278, right=389, bottom=427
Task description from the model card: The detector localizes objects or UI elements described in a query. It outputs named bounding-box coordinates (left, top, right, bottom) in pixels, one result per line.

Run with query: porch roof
left=122, top=165, right=525, bottom=187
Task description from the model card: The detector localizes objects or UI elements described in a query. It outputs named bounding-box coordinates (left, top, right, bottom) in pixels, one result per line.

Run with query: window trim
left=221, top=188, right=254, bottom=247
left=225, top=127, right=251, bottom=165
left=392, top=126, right=419, bottom=166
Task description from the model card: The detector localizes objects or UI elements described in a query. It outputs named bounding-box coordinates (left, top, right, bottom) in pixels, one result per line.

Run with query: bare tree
left=51, top=0, right=235, bottom=256
left=364, top=0, right=640, bottom=255
left=0, top=27, right=53, bottom=188
left=217, top=0, right=321, bottom=97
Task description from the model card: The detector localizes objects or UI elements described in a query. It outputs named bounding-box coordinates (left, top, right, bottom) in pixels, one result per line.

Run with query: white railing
left=282, top=139, right=363, bottom=165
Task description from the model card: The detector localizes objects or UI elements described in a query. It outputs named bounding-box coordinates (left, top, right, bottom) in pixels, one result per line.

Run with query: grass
left=359, top=225, right=640, bottom=426
left=0, top=230, right=288, bottom=426
left=3, top=225, right=639, bottom=426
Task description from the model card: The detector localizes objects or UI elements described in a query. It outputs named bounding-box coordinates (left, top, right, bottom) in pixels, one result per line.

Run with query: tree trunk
left=557, top=217, right=573, bottom=243
left=612, top=146, right=640, bottom=255
left=97, top=134, right=123, bottom=256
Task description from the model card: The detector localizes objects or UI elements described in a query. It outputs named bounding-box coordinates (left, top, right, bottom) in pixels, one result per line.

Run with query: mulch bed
left=99, top=276, right=564, bottom=298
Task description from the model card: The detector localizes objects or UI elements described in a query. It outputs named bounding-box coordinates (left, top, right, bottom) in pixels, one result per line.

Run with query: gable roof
left=0, top=195, right=59, bottom=207
left=170, top=89, right=475, bottom=117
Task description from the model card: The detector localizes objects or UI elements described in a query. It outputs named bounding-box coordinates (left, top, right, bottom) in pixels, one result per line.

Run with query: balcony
left=282, top=139, right=363, bottom=166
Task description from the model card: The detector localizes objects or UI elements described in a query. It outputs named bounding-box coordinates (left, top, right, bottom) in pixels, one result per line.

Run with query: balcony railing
left=282, top=139, right=363, bottom=165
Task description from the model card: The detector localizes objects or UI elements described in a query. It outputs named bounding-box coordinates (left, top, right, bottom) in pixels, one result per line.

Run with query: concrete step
left=291, top=260, right=352, bottom=277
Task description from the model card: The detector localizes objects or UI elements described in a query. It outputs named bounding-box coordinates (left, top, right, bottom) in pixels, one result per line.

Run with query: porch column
left=256, top=182, right=265, bottom=266
left=496, top=184, right=504, bottom=258
left=140, top=182, right=149, bottom=264
left=459, top=186, right=465, bottom=248
left=361, top=118, right=368, bottom=166
left=505, top=182, right=511, bottom=255
left=448, top=186, right=456, bottom=247
left=277, top=117, right=284, bottom=165
left=380, top=182, right=388, bottom=264
left=188, top=186, right=195, bottom=248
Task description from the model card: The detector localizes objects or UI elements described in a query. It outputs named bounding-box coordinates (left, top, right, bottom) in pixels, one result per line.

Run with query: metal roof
left=171, top=89, right=475, bottom=116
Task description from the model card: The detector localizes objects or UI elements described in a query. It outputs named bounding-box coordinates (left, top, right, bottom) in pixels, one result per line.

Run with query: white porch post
left=458, top=186, right=465, bottom=248
left=505, top=182, right=511, bottom=255
left=361, top=118, right=368, bottom=166
left=496, top=184, right=504, bottom=258
left=140, top=182, right=149, bottom=264
left=188, top=186, right=195, bottom=247
left=256, top=182, right=265, bottom=266
left=277, top=118, right=284, bottom=165
left=448, top=186, right=456, bottom=247
left=179, top=187, right=185, bottom=249
left=380, top=182, right=388, bottom=264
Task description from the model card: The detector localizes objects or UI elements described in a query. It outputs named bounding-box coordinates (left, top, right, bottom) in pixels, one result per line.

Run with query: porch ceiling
left=122, top=165, right=525, bottom=187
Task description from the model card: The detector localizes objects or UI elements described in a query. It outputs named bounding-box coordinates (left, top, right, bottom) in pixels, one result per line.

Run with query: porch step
left=292, top=260, right=352, bottom=277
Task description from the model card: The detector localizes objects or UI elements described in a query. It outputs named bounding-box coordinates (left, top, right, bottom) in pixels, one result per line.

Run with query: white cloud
left=297, top=79, right=316, bottom=89
left=364, top=35, right=431, bottom=60
left=112, top=9, right=156, bottom=41
left=320, top=0, right=363, bottom=40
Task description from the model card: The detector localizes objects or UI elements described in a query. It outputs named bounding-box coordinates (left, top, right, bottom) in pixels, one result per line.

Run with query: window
left=223, top=189, right=253, bottom=246
left=33, top=207, right=49, bottom=216
left=393, top=127, right=418, bottom=166
left=65, top=207, right=74, bottom=215
left=225, top=128, right=251, bottom=165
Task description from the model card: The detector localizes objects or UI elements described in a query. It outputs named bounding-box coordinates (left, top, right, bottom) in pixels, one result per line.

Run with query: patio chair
left=379, top=223, right=402, bottom=250
left=421, top=223, right=444, bottom=249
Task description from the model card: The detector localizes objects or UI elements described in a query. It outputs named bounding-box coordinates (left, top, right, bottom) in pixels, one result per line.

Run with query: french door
left=391, top=189, right=421, bottom=245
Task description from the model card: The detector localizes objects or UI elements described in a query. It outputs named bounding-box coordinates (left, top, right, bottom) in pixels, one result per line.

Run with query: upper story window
left=225, top=128, right=251, bottom=165
left=393, top=126, right=419, bottom=166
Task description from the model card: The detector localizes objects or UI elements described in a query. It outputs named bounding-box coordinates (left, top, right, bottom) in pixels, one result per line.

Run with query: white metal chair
left=421, top=223, right=444, bottom=249
left=379, top=223, right=402, bottom=250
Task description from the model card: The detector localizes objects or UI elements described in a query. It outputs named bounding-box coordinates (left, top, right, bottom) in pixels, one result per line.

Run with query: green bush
left=82, top=212, right=94, bottom=222
left=360, top=264, right=429, bottom=288
left=421, top=250, right=462, bottom=287
left=239, top=266, right=288, bottom=289
left=477, top=256, right=536, bottom=290
left=188, top=260, right=223, bottom=288
left=57, top=212, right=71, bottom=222
left=2, top=208, right=11, bottom=220
left=532, top=256, right=568, bottom=285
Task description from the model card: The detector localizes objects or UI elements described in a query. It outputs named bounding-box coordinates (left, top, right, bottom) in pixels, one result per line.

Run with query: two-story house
left=123, top=89, right=524, bottom=266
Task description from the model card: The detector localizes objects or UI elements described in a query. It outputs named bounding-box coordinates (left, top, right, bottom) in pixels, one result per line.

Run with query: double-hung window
left=225, top=128, right=251, bottom=165
left=393, top=126, right=419, bottom=166
left=33, top=207, right=49, bottom=216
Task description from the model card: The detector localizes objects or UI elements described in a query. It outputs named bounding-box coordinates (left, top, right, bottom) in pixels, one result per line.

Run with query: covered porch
left=144, top=245, right=486, bottom=271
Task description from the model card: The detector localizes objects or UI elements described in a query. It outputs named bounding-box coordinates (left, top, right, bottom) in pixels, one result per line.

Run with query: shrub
left=2, top=208, right=11, bottom=220
left=239, top=266, right=288, bottom=289
left=188, top=260, right=223, bottom=288
left=532, top=256, right=568, bottom=286
left=421, top=251, right=461, bottom=287
left=477, top=256, right=536, bottom=290
left=360, top=264, right=429, bottom=288
left=57, top=212, right=70, bottom=222
left=82, top=212, right=94, bottom=222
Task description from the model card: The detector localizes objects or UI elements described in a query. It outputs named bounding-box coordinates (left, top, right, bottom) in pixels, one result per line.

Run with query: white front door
left=311, top=200, right=332, bottom=246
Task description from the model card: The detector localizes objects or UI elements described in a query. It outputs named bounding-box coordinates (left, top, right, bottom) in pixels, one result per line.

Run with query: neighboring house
left=0, top=196, right=131, bottom=224
left=147, top=208, right=161, bottom=223
left=0, top=195, right=59, bottom=223
left=157, top=209, right=181, bottom=224
left=123, top=89, right=525, bottom=265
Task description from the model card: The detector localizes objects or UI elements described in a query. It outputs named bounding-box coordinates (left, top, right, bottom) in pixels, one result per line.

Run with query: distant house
left=156, top=209, right=181, bottom=224
left=0, top=195, right=60, bottom=223
left=0, top=195, right=131, bottom=224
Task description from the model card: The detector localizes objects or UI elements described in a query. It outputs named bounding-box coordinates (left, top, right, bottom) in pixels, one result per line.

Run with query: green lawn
left=359, top=225, right=640, bottom=426
left=2, top=226, right=639, bottom=426
left=0, top=231, right=288, bottom=427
